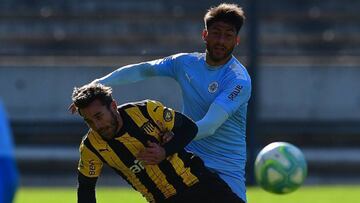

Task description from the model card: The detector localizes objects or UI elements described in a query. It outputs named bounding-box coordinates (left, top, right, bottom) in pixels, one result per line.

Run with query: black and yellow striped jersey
left=78, top=100, right=203, bottom=203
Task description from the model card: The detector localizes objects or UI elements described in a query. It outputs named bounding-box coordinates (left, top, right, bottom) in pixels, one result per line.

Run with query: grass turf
left=14, top=185, right=359, bottom=203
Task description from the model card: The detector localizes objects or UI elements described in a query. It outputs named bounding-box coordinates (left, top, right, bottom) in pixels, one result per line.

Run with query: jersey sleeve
left=95, top=54, right=182, bottom=86
left=145, top=100, right=197, bottom=156
left=214, top=77, right=251, bottom=116
left=152, top=53, right=189, bottom=79
left=78, top=137, right=104, bottom=178
left=145, top=100, right=175, bottom=132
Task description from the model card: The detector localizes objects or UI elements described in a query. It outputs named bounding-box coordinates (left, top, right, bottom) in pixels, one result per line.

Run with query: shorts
left=160, top=156, right=245, bottom=203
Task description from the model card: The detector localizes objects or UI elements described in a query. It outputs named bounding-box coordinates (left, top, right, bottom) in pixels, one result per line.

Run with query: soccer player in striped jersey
left=87, top=3, right=251, bottom=202
left=72, top=83, right=243, bottom=203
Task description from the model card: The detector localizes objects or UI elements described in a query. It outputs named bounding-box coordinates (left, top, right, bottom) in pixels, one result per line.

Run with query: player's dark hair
left=204, top=3, right=245, bottom=34
left=72, top=83, right=113, bottom=113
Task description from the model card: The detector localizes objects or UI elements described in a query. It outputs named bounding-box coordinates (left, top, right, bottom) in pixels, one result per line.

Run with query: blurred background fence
left=1, top=0, right=360, bottom=186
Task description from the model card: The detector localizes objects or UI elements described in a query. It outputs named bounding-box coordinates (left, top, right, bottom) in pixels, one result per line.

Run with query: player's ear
left=202, top=29, right=208, bottom=41
left=236, top=36, right=240, bottom=46
left=110, top=100, right=117, bottom=111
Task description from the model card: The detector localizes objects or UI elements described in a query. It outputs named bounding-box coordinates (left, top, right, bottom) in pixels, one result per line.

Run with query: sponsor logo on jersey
left=228, top=85, right=243, bottom=101
left=208, top=81, right=218, bottom=93
left=89, top=159, right=96, bottom=176
left=185, top=72, right=192, bottom=83
left=130, top=159, right=145, bottom=173
left=163, top=109, right=173, bottom=122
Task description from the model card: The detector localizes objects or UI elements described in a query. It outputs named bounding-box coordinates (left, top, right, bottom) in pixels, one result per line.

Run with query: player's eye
left=95, top=114, right=103, bottom=120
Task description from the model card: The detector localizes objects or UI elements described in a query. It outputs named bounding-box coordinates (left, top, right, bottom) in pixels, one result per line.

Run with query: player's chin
left=99, top=131, right=114, bottom=140
left=211, top=54, right=228, bottom=62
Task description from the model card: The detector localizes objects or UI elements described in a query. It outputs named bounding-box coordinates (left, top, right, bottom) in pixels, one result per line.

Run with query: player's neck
left=205, top=54, right=232, bottom=67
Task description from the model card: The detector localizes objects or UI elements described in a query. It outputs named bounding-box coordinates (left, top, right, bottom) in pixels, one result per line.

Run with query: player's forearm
left=162, top=112, right=198, bottom=156
left=77, top=172, right=97, bottom=203
left=92, top=62, right=157, bottom=86
left=194, top=103, right=229, bottom=140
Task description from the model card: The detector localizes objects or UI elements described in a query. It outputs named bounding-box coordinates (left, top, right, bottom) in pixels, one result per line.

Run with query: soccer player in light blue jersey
left=85, top=3, right=250, bottom=202
left=0, top=99, right=18, bottom=203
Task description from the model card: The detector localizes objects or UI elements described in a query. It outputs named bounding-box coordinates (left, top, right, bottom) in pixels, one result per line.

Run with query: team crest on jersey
left=163, top=109, right=173, bottom=122
left=208, top=81, right=218, bottom=93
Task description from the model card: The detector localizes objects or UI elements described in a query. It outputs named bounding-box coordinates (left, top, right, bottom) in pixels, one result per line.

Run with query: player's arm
left=92, top=62, right=157, bottom=86
left=92, top=55, right=178, bottom=86
left=162, top=111, right=198, bottom=156
left=137, top=101, right=197, bottom=164
left=147, top=101, right=198, bottom=156
left=194, top=102, right=229, bottom=140
left=195, top=80, right=251, bottom=140
left=78, top=173, right=97, bottom=203
left=77, top=138, right=103, bottom=203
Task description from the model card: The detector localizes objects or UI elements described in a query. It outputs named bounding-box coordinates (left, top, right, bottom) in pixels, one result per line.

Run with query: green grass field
left=14, top=185, right=359, bottom=203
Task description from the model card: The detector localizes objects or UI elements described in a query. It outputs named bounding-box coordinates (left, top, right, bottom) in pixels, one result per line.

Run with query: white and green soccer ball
left=254, top=142, right=307, bottom=194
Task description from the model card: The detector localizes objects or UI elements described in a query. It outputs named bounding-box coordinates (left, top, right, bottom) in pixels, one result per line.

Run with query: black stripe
left=177, top=150, right=205, bottom=179
left=83, top=137, right=108, bottom=165
left=107, top=139, right=165, bottom=201
left=158, top=159, right=188, bottom=192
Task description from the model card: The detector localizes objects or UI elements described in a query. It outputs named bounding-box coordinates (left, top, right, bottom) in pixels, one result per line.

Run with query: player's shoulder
left=79, top=131, right=90, bottom=151
left=170, top=52, right=204, bottom=63
left=118, top=99, right=166, bottom=114
left=119, top=99, right=163, bottom=109
left=226, top=57, right=251, bottom=84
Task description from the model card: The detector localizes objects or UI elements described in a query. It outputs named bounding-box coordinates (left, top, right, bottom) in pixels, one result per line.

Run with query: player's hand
left=160, top=131, right=174, bottom=145
left=137, top=141, right=166, bottom=165
left=156, top=121, right=174, bottom=145
left=68, top=103, right=77, bottom=114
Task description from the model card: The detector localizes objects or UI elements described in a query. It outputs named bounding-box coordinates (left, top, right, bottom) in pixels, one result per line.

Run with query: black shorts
left=161, top=157, right=245, bottom=203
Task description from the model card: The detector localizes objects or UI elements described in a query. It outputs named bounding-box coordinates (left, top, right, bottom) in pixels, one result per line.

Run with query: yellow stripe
left=125, top=106, right=148, bottom=127
left=78, top=144, right=103, bottom=178
left=88, top=132, right=155, bottom=202
left=168, top=154, right=199, bottom=186
left=116, top=134, right=177, bottom=198
left=125, top=106, right=161, bottom=140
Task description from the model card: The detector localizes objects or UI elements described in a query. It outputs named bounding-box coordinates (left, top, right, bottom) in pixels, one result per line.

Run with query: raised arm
left=92, top=61, right=157, bottom=86
left=162, top=111, right=198, bottom=156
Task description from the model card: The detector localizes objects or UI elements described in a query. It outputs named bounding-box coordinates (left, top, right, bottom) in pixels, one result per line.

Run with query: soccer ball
left=254, top=142, right=307, bottom=194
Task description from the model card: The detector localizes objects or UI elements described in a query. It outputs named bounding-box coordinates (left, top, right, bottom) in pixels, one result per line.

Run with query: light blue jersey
left=97, top=52, right=251, bottom=201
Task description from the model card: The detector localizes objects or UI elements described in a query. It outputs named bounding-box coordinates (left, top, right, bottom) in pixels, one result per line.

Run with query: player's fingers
left=147, top=141, right=160, bottom=148
left=139, top=156, right=157, bottom=165
left=156, top=120, right=166, bottom=131
left=163, top=133, right=173, bottom=141
left=162, top=132, right=174, bottom=144
left=144, top=156, right=161, bottom=165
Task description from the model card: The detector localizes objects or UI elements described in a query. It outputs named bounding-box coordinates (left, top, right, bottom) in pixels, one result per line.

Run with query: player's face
left=80, top=99, right=122, bottom=140
left=203, top=21, right=240, bottom=66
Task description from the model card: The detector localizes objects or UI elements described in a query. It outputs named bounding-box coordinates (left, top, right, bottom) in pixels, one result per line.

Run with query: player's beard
left=97, top=110, right=120, bottom=140
left=206, top=43, right=235, bottom=64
